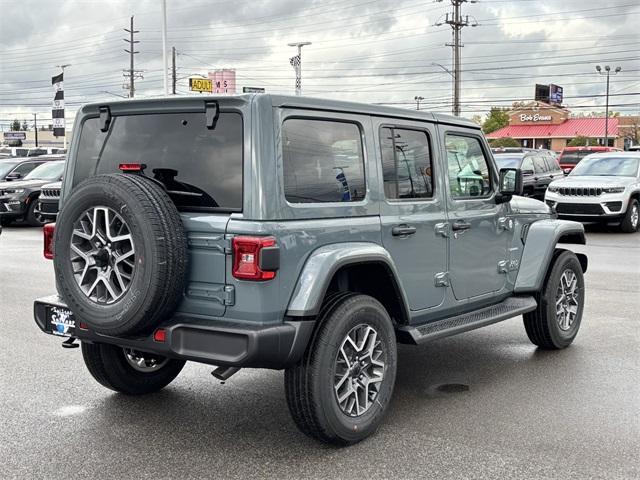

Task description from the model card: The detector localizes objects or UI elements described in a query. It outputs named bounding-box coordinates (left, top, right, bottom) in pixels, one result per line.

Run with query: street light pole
left=33, top=113, right=38, bottom=147
left=414, top=96, right=425, bottom=110
left=596, top=65, right=622, bottom=147
left=161, top=0, right=169, bottom=95
left=288, top=42, right=311, bottom=96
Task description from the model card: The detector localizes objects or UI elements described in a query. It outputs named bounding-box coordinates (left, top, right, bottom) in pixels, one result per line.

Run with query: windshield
left=569, top=156, right=639, bottom=177
left=0, top=161, right=19, bottom=177
left=24, top=161, right=65, bottom=180
left=560, top=150, right=592, bottom=165
left=493, top=155, right=522, bottom=169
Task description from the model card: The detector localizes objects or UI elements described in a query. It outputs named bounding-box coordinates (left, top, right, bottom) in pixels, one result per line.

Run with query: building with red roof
left=485, top=102, right=627, bottom=151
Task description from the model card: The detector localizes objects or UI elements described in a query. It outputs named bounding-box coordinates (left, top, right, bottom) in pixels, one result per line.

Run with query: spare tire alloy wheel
left=71, top=206, right=135, bottom=304
left=54, top=174, right=188, bottom=336
left=334, top=324, right=386, bottom=417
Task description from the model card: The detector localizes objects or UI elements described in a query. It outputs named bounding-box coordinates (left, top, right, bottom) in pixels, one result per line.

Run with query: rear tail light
left=153, top=328, right=167, bottom=343
left=232, top=236, right=279, bottom=281
left=118, top=163, right=146, bottom=172
left=43, top=223, right=55, bottom=259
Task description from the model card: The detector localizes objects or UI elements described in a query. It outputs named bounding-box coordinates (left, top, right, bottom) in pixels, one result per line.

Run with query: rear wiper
left=166, top=190, right=203, bottom=197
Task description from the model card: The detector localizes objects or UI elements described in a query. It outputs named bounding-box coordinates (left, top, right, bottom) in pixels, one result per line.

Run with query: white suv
left=545, top=152, right=640, bottom=233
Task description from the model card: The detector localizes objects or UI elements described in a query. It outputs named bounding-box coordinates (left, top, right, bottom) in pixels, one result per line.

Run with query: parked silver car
left=545, top=152, right=640, bottom=232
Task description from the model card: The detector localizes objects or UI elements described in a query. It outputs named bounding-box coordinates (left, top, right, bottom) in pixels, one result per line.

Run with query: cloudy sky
left=1, top=0, right=639, bottom=130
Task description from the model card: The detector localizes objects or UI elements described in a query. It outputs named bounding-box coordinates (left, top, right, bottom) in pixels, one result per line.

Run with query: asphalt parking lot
left=0, top=225, right=638, bottom=480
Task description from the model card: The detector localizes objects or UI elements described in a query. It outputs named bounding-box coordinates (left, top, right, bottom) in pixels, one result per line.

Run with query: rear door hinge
left=434, top=272, right=450, bottom=287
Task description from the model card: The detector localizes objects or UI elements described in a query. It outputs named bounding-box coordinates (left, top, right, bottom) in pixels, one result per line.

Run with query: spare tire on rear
left=53, top=173, right=188, bottom=336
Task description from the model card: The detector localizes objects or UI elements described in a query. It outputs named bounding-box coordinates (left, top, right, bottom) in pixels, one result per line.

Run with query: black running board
left=396, top=296, right=537, bottom=345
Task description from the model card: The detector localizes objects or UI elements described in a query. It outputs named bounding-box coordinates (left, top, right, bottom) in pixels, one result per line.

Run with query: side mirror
left=5, top=172, right=21, bottom=181
left=496, top=168, right=523, bottom=203
left=563, top=168, right=571, bottom=175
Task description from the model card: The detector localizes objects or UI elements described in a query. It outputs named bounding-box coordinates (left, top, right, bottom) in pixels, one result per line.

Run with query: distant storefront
left=486, top=102, right=632, bottom=151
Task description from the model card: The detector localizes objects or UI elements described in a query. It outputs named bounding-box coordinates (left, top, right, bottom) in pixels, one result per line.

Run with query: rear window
left=493, top=155, right=522, bottom=169
left=559, top=151, right=591, bottom=164
left=73, top=112, right=243, bottom=211
left=282, top=118, right=365, bottom=203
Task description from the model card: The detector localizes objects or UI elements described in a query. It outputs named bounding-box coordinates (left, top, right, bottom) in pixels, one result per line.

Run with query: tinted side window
left=13, top=162, right=40, bottom=175
left=380, top=127, right=433, bottom=199
left=533, top=154, right=548, bottom=173
left=545, top=156, right=561, bottom=172
left=521, top=156, right=534, bottom=172
left=73, top=113, right=243, bottom=210
left=283, top=118, right=365, bottom=203
left=445, top=134, right=492, bottom=198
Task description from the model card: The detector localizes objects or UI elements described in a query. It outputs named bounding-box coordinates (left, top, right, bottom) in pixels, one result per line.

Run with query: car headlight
left=547, top=185, right=558, bottom=193
left=603, top=186, right=625, bottom=194
left=6, top=188, right=25, bottom=194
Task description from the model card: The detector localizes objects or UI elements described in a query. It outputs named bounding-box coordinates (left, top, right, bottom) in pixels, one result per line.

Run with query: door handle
left=451, top=221, right=471, bottom=231
left=392, top=224, right=417, bottom=237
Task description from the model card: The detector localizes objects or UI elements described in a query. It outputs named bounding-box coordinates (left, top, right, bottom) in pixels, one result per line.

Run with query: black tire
left=81, top=342, right=185, bottom=395
left=26, top=198, right=46, bottom=227
left=523, top=250, right=585, bottom=349
left=620, top=198, right=639, bottom=233
left=53, top=174, right=188, bottom=336
left=285, top=293, right=397, bottom=445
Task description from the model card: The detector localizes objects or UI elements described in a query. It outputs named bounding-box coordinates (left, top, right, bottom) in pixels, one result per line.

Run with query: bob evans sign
left=520, top=113, right=552, bottom=122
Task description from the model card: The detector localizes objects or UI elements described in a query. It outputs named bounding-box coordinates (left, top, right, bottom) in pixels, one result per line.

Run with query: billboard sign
left=208, top=69, right=236, bottom=94
left=189, top=78, right=213, bottom=93
left=3, top=131, right=26, bottom=140
left=243, top=86, right=265, bottom=93
left=549, top=84, right=563, bottom=105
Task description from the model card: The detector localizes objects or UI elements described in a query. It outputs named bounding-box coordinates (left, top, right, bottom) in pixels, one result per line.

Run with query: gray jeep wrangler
left=34, top=94, right=587, bottom=445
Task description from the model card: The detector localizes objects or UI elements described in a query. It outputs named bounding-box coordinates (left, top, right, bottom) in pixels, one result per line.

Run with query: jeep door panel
left=441, top=128, right=511, bottom=300
left=373, top=118, right=447, bottom=310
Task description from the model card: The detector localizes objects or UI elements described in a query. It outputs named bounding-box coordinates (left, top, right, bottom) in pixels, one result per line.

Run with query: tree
left=11, top=119, right=20, bottom=131
left=489, top=137, right=520, bottom=148
left=567, top=136, right=592, bottom=147
left=470, top=114, right=483, bottom=126
left=482, top=107, right=510, bottom=134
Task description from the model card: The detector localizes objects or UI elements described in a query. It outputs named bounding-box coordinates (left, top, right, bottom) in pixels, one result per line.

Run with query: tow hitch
left=211, top=366, right=240, bottom=381
left=61, top=337, right=79, bottom=349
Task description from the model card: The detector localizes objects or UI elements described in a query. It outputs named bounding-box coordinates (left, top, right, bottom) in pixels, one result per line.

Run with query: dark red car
left=558, top=146, right=621, bottom=173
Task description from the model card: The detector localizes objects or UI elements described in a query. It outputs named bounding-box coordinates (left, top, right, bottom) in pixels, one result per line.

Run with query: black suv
left=0, top=157, right=51, bottom=182
left=493, top=149, right=563, bottom=200
left=0, top=156, right=65, bottom=226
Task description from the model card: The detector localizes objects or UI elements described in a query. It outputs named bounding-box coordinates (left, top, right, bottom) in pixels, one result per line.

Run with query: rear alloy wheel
left=81, top=342, right=185, bottom=395
left=620, top=198, right=639, bottom=233
left=285, top=294, right=397, bottom=445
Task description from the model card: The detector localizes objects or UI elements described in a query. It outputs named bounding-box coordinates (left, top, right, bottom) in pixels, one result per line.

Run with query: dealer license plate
left=45, top=306, right=76, bottom=337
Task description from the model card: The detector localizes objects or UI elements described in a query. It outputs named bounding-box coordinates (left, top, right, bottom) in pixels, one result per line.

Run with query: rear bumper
left=34, top=295, right=315, bottom=370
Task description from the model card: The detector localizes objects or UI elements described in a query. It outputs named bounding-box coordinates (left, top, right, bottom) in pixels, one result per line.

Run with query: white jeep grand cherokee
left=545, top=152, right=640, bottom=233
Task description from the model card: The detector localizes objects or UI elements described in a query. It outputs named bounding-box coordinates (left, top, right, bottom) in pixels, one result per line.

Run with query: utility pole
left=161, top=0, right=169, bottom=95
left=171, top=46, right=177, bottom=95
left=33, top=113, right=38, bottom=147
left=596, top=65, right=622, bottom=147
left=123, top=16, right=142, bottom=98
left=288, top=42, right=312, bottom=96
left=436, top=1, right=478, bottom=116
left=414, top=96, right=425, bottom=110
